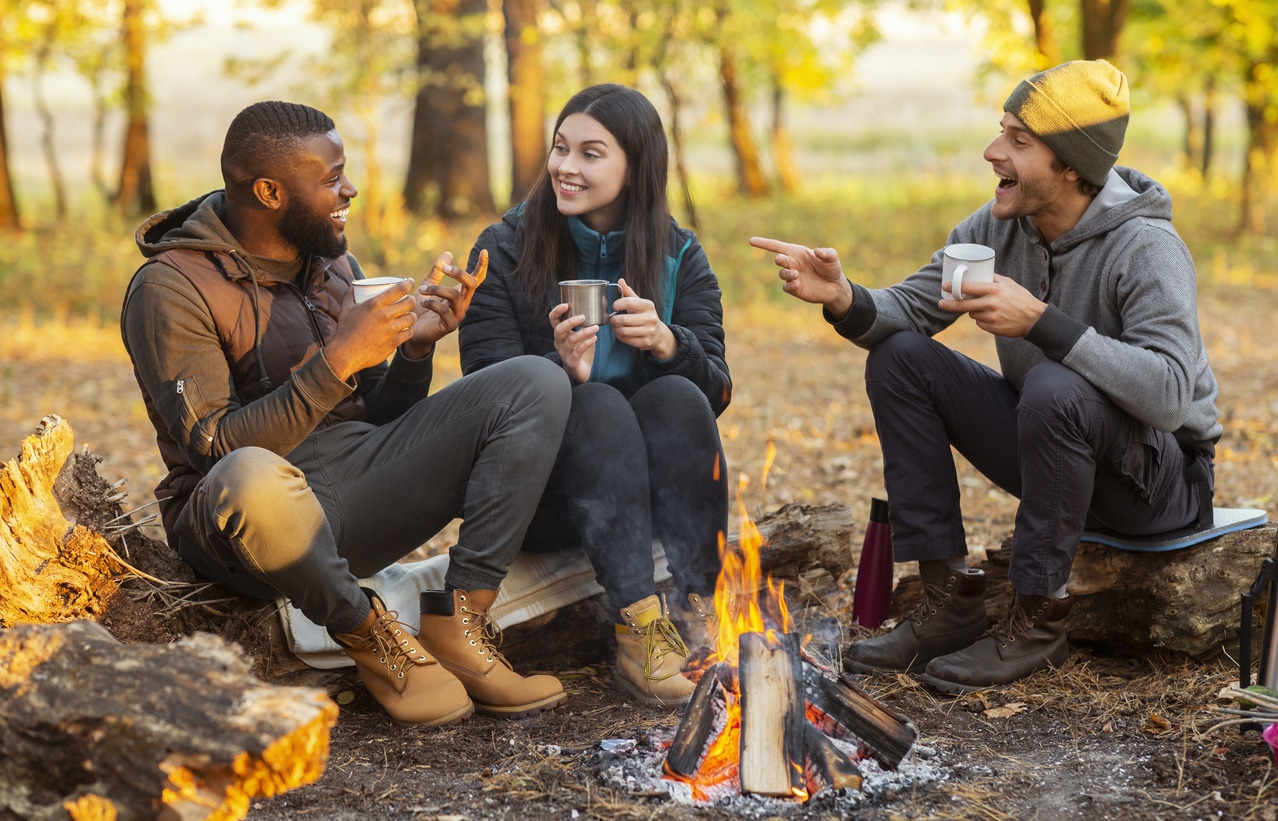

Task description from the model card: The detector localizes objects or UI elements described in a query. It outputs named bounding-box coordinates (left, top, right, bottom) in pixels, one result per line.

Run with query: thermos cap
left=870, top=497, right=890, bottom=523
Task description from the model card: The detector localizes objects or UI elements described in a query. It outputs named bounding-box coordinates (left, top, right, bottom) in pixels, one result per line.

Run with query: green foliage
left=7, top=156, right=1273, bottom=326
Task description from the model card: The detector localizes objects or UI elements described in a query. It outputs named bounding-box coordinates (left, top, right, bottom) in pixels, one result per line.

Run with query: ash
left=580, top=728, right=949, bottom=817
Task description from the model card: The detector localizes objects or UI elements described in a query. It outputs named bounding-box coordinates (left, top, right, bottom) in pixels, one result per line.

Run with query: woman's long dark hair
left=515, top=84, right=671, bottom=314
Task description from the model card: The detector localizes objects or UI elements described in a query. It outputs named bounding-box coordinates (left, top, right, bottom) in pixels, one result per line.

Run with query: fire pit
left=658, top=479, right=919, bottom=803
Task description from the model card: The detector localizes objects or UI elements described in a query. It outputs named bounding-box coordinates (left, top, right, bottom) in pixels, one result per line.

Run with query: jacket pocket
left=159, top=374, right=216, bottom=461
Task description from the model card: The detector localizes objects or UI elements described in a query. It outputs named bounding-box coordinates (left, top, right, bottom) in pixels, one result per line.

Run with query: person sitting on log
left=751, top=60, right=1221, bottom=693
left=121, top=101, right=572, bottom=726
left=458, top=85, right=731, bottom=705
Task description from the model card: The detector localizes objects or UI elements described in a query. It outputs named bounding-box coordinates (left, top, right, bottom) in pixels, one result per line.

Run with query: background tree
left=117, top=0, right=156, bottom=216
left=404, top=0, right=494, bottom=218
left=0, top=0, right=25, bottom=230
left=504, top=0, right=547, bottom=204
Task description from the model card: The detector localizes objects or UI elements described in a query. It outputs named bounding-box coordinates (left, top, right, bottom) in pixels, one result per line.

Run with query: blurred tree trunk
left=505, top=0, right=546, bottom=205
left=1201, top=77, right=1216, bottom=179
left=1079, top=0, right=1129, bottom=60
left=1239, top=55, right=1278, bottom=237
left=404, top=0, right=494, bottom=218
left=117, top=0, right=156, bottom=216
left=658, top=69, right=699, bottom=232
left=770, top=70, right=798, bottom=194
left=719, top=45, right=768, bottom=198
left=0, top=60, right=21, bottom=231
left=1026, top=0, right=1060, bottom=65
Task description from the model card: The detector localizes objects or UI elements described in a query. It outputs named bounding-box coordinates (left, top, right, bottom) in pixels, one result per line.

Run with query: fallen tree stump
left=888, top=525, right=1277, bottom=658
left=0, top=620, right=337, bottom=821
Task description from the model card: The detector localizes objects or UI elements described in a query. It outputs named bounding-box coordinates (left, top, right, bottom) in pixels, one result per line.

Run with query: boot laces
left=361, top=609, right=429, bottom=679
left=907, top=579, right=954, bottom=625
left=641, top=616, right=690, bottom=682
left=462, top=604, right=510, bottom=668
left=989, top=600, right=1036, bottom=647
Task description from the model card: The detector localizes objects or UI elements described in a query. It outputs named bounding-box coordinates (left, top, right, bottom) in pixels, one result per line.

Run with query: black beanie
left=1003, top=60, right=1130, bottom=188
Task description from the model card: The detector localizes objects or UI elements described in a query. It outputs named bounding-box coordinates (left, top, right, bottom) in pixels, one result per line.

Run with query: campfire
left=662, top=450, right=917, bottom=803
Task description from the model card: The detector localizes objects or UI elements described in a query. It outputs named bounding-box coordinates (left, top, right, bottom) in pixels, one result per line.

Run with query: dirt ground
left=3, top=286, right=1278, bottom=820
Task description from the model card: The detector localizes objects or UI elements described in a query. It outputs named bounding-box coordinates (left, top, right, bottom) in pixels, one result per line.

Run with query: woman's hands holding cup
left=609, top=278, right=676, bottom=360
left=550, top=302, right=598, bottom=384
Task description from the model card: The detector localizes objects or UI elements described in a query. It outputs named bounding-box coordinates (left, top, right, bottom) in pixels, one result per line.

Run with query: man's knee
left=864, top=331, right=935, bottom=384
left=206, top=447, right=308, bottom=522
left=1018, top=362, right=1101, bottom=421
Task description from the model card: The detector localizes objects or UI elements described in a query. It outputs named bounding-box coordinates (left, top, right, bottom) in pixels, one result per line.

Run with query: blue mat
left=1081, top=508, right=1269, bottom=553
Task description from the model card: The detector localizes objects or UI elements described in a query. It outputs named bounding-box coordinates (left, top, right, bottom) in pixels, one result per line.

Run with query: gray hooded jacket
left=830, top=166, right=1221, bottom=443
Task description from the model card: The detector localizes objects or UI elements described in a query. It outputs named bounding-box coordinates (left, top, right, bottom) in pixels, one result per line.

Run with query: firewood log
left=0, top=620, right=337, bottom=821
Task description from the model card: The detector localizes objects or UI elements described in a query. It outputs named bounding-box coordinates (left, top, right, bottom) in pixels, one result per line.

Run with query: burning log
left=803, top=723, right=863, bottom=793
left=665, top=662, right=735, bottom=778
left=738, top=631, right=806, bottom=798
left=802, top=663, right=918, bottom=769
left=0, top=620, right=338, bottom=821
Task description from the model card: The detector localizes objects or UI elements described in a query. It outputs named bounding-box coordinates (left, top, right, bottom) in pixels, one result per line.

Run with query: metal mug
left=558, top=279, right=622, bottom=327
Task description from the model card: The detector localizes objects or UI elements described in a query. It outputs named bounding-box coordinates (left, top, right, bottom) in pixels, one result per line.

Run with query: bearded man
left=122, top=101, right=572, bottom=725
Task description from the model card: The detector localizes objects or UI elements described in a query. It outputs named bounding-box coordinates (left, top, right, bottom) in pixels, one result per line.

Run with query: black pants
left=520, top=375, right=727, bottom=613
left=864, top=332, right=1212, bottom=596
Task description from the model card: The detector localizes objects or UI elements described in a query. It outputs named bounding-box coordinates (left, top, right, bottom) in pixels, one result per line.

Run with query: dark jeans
left=172, top=356, right=571, bottom=633
left=520, top=376, right=727, bottom=614
left=864, top=332, right=1211, bottom=596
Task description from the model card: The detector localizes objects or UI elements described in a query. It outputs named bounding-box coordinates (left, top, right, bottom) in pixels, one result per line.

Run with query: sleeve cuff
left=1026, top=303, right=1088, bottom=361
left=826, top=281, right=878, bottom=340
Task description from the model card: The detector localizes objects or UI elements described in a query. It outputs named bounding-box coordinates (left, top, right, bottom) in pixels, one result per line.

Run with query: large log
left=0, top=620, right=337, bottom=821
left=738, top=631, right=806, bottom=798
left=888, top=526, right=1277, bottom=658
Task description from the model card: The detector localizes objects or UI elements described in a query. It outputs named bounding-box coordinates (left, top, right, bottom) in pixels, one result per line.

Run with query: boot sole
left=613, top=669, right=693, bottom=706
left=389, top=702, right=475, bottom=728
left=472, top=691, right=567, bottom=719
left=919, top=649, right=1069, bottom=696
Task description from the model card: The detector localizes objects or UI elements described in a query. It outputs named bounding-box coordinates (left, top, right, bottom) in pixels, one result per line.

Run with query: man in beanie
left=750, top=60, right=1220, bottom=692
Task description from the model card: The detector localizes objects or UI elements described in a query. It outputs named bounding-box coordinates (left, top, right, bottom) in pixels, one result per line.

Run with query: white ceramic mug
left=941, top=244, right=996, bottom=300
left=558, top=279, right=622, bottom=327
left=353, top=276, right=411, bottom=304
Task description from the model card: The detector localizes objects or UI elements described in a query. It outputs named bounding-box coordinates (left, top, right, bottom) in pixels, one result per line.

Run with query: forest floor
left=2, top=285, right=1277, bottom=820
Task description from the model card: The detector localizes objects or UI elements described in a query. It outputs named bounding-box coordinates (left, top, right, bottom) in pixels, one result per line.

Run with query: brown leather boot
left=920, top=592, right=1072, bottom=694
left=615, top=594, right=697, bottom=705
left=332, top=590, right=473, bottom=727
left=844, top=566, right=988, bottom=674
left=418, top=589, right=567, bottom=718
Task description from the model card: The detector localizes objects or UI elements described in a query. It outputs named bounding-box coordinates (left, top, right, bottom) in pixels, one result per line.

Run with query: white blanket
left=278, top=544, right=669, bottom=670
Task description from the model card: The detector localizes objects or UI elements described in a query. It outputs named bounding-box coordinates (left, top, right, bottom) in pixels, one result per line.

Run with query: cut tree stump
left=888, top=525, right=1278, bottom=658
left=0, top=620, right=337, bottom=821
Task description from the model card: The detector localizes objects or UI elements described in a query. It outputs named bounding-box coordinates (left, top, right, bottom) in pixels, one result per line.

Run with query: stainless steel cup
left=558, top=279, right=621, bottom=327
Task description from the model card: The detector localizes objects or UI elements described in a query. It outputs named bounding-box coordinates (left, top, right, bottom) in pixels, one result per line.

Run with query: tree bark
left=770, top=72, right=799, bottom=194
left=118, top=0, right=157, bottom=216
left=403, top=0, right=494, bottom=217
left=505, top=0, right=547, bottom=205
left=0, top=59, right=21, bottom=231
left=1079, top=0, right=1129, bottom=61
left=1026, top=0, right=1060, bottom=65
left=719, top=45, right=768, bottom=198
left=0, top=621, right=337, bottom=821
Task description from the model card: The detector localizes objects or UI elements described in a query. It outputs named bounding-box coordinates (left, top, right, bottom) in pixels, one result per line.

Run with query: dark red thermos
left=852, top=497, right=894, bottom=629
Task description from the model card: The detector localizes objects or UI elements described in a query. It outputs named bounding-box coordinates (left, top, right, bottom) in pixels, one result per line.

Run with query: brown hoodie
left=122, top=190, right=434, bottom=542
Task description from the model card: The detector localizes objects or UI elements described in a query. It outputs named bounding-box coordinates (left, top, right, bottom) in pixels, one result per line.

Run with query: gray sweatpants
left=864, top=332, right=1212, bottom=596
left=172, top=355, right=571, bottom=633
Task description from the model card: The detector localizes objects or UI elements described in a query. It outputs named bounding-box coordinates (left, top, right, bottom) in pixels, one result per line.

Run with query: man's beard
left=278, top=197, right=348, bottom=259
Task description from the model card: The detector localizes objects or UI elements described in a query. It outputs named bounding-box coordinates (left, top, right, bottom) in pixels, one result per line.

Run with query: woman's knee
left=630, top=375, right=713, bottom=421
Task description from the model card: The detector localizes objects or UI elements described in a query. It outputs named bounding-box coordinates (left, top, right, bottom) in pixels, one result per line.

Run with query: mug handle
left=607, top=282, right=625, bottom=317
left=951, top=264, right=968, bottom=300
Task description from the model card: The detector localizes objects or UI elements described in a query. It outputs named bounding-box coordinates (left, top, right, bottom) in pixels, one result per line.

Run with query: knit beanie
left=1003, top=60, right=1129, bottom=188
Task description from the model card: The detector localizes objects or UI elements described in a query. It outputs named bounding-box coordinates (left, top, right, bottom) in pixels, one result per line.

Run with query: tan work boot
left=332, top=590, right=473, bottom=727
left=921, top=591, right=1072, bottom=694
left=677, top=591, right=739, bottom=652
left=844, top=566, right=988, bottom=674
left=615, top=594, right=697, bottom=705
left=418, top=589, right=567, bottom=718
